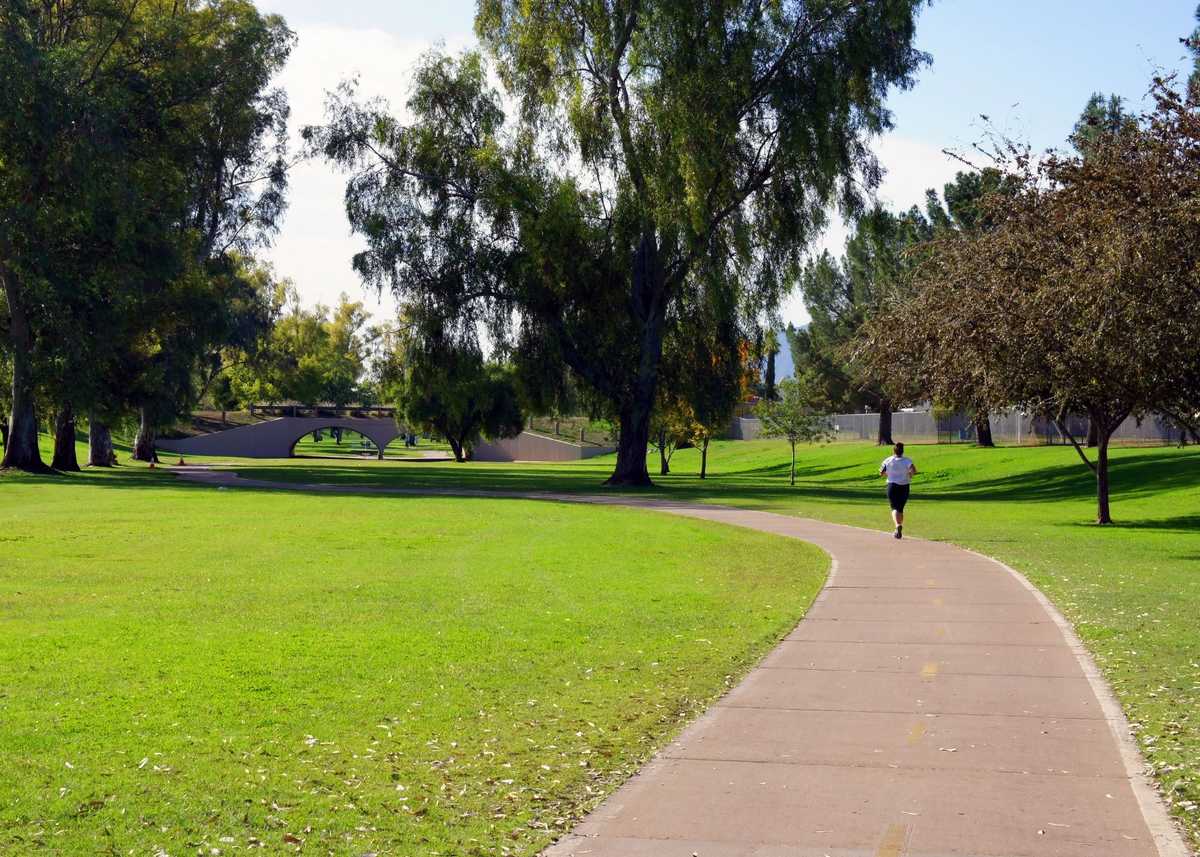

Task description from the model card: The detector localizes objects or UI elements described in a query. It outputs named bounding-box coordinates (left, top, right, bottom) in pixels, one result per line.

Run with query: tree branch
left=1054, top=414, right=1096, bottom=473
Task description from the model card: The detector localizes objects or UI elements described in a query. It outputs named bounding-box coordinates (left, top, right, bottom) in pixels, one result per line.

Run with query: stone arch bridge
left=155, top=417, right=401, bottom=460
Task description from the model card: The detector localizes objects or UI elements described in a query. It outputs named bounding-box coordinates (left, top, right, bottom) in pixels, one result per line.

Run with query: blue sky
left=259, top=1, right=1198, bottom=326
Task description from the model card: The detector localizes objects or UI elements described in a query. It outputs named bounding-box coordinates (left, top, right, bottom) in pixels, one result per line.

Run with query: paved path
left=169, top=467, right=1189, bottom=857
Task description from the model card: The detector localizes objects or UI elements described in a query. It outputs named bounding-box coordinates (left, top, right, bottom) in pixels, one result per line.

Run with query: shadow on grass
left=948, top=451, right=1200, bottom=503
left=8, top=443, right=1199, bottom=518
left=1062, top=514, right=1200, bottom=533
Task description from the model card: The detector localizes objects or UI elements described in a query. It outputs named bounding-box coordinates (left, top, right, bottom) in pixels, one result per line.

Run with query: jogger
left=879, top=441, right=917, bottom=539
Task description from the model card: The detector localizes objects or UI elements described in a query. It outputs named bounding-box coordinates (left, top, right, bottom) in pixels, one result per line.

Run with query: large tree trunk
left=699, top=436, right=709, bottom=479
left=1, top=418, right=8, bottom=449
left=0, top=268, right=50, bottom=472
left=51, top=402, right=81, bottom=472
left=132, top=407, right=159, bottom=463
left=877, top=399, right=894, bottom=446
left=1086, top=418, right=1099, bottom=448
left=88, top=415, right=116, bottom=467
left=1096, top=432, right=1112, bottom=525
left=605, top=236, right=667, bottom=488
left=765, top=351, right=777, bottom=400
left=447, top=436, right=466, bottom=463
left=975, top=411, right=995, bottom=447
left=609, top=400, right=655, bottom=486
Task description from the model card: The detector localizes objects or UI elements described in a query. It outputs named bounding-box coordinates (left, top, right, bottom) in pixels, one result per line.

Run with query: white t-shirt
left=881, top=455, right=915, bottom=485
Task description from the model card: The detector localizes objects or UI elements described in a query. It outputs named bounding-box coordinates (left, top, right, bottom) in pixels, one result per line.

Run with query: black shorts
left=887, top=482, right=911, bottom=512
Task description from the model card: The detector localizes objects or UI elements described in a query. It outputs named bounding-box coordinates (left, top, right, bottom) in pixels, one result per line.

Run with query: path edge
left=962, top=547, right=1192, bottom=857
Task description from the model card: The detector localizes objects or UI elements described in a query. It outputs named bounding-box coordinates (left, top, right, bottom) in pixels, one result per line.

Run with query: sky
left=257, top=0, right=1199, bottom=328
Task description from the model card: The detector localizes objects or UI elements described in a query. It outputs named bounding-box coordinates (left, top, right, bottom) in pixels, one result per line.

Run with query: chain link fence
left=734, top=410, right=1191, bottom=446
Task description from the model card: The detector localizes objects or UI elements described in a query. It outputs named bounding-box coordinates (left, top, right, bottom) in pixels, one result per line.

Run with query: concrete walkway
left=169, top=468, right=1189, bottom=857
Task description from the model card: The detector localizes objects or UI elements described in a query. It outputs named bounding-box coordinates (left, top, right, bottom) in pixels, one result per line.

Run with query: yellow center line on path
left=876, top=823, right=910, bottom=857
left=926, top=578, right=936, bottom=586
left=934, top=627, right=947, bottom=639
left=932, top=597, right=944, bottom=607
left=907, top=722, right=927, bottom=745
left=921, top=662, right=939, bottom=680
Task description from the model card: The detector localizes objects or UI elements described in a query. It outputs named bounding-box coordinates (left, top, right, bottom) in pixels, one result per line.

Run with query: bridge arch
left=155, top=417, right=402, bottom=460
left=286, top=420, right=402, bottom=460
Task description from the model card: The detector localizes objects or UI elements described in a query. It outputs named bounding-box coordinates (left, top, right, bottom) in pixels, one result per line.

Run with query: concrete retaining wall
left=727, top=417, right=763, bottom=441
left=473, top=431, right=616, bottom=462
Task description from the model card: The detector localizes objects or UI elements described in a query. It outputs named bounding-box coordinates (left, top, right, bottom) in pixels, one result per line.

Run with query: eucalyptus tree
left=130, top=1, right=294, bottom=460
left=0, top=0, right=153, bottom=471
left=0, top=0, right=293, bottom=471
left=0, top=347, right=10, bottom=451
left=312, top=1, right=928, bottom=485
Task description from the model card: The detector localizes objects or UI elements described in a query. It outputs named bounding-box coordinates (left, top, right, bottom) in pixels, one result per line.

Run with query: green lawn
left=0, top=449, right=826, bottom=855
left=219, top=438, right=1200, bottom=845
left=4, top=435, right=1200, bottom=850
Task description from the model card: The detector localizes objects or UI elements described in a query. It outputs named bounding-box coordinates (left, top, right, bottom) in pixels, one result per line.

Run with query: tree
left=362, top=319, right=411, bottom=408
left=399, top=327, right=525, bottom=463
left=921, top=167, right=1021, bottom=447
left=311, top=2, right=928, bottom=485
left=320, top=297, right=369, bottom=408
left=212, top=375, right=238, bottom=425
left=0, top=0, right=165, bottom=471
left=1185, top=6, right=1200, bottom=97
left=230, top=291, right=368, bottom=410
left=858, top=80, right=1200, bottom=524
left=1071, top=93, right=1135, bottom=157
left=794, top=205, right=931, bottom=444
left=0, top=1, right=292, bottom=471
left=0, top=348, right=9, bottom=450
left=128, top=255, right=280, bottom=461
left=674, top=318, right=752, bottom=480
left=756, top=378, right=832, bottom=486
left=762, top=328, right=780, bottom=402
left=127, top=1, right=293, bottom=461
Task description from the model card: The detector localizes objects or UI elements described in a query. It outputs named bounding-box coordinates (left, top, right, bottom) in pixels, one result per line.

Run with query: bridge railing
left=249, top=403, right=397, bottom=419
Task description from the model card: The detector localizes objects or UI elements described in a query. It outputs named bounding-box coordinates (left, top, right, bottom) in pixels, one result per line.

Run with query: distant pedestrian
left=879, top=441, right=917, bottom=539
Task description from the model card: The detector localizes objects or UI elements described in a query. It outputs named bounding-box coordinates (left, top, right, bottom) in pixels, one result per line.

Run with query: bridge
left=155, top=417, right=401, bottom=460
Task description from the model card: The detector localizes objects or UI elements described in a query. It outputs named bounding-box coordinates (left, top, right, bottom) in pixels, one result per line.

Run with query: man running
left=879, top=441, right=917, bottom=539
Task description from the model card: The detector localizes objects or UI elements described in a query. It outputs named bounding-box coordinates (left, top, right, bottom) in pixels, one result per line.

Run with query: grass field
left=0, top=441, right=827, bottom=855
left=216, top=438, right=1200, bottom=844
left=3, top=435, right=1199, bottom=850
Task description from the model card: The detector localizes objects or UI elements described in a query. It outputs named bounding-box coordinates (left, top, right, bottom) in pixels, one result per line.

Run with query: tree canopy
left=310, top=0, right=928, bottom=484
left=398, top=326, right=525, bottom=463
left=0, top=0, right=294, bottom=471
left=791, top=204, right=931, bottom=444
left=857, top=80, right=1200, bottom=524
